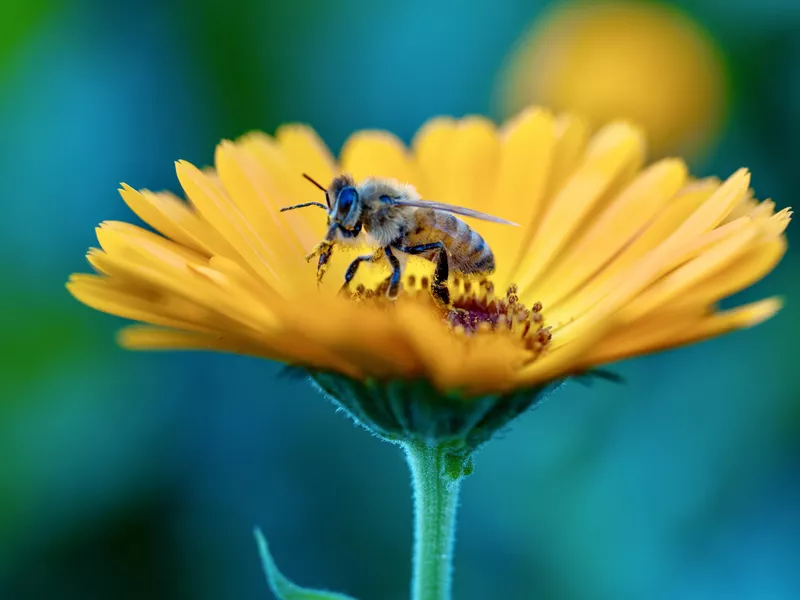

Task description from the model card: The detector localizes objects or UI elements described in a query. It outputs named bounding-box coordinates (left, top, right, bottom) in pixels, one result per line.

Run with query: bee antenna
left=302, top=173, right=330, bottom=208
left=302, top=173, right=327, bottom=192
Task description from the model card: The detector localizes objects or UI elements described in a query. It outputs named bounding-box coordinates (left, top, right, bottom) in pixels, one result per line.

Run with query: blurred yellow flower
left=497, top=1, right=728, bottom=157
left=68, top=108, right=788, bottom=405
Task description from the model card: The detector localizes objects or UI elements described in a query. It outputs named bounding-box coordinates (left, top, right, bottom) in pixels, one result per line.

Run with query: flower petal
left=620, top=223, right=759, bottom=321
left=340, top=131, right=419, bottom=186
left=583, top=298, right=783, bottom=365
left=416, top=117, right=501, bottom=212
left=532, top=158, right=688, bottom=306
left=514, top=122, right=645, bottom=291
left=412, top=116, right=458, bottom=200
left=275, top=124, right=337, bottom=188
left=119, top=185, right=231, bottom=257
left=548, top=171, right=750, bottom=328
left=175, top=159, right=295, bottom=296
left=90, top=222, right=278, bottom=332
left=488, top=108, right=555, bottom=287
left=239, top=132, right=328, bottom=248
left=67, top=274, right=221, bottom=333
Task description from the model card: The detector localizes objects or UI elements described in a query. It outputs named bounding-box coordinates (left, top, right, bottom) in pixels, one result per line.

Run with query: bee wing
left=391, top=198, right=519, bottom=226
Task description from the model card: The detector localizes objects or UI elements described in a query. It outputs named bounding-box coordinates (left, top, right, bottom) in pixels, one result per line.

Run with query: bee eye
left=380, top=195, right=392, bottom=202
left=337, top=187, right=358, bottom=214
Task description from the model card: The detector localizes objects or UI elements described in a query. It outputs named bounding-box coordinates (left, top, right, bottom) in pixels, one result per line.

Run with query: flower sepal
left=306, top=369, right=563, bottom=450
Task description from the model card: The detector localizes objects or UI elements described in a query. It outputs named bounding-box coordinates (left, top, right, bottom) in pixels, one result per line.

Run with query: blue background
left=1, top=1, right=798, bottom=598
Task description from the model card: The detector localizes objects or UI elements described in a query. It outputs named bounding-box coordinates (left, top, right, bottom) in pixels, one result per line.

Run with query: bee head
left=328, top=174, right=362, bottom=229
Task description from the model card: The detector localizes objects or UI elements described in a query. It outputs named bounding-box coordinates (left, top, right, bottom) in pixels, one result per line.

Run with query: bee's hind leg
left=431, top=246, right=450, bottom=306
left=383, top=246, right=402, bottom=299
left=392, top=242, right=450, bottom=306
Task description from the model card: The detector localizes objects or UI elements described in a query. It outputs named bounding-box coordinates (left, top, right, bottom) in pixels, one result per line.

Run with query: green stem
left=404, top=441, right=467, bottom=600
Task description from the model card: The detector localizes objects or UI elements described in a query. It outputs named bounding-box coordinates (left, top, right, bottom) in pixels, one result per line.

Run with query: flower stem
left=404, top=441, right=467, bottom=600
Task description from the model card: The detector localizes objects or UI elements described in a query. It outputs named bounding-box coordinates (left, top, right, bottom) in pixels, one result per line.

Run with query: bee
left=280, top=174, right=518, bottom=305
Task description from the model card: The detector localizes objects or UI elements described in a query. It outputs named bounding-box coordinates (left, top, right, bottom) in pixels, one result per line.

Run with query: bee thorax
left=364, top=210, right=413, bottom=247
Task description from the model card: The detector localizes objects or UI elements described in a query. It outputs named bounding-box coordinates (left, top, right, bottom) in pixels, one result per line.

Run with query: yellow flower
left=496, top=1, right=728, bottom=157
left=67, top=108, right=789, bottom=435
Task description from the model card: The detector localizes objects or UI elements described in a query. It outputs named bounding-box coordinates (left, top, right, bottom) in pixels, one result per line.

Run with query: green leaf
left=254, top=528, right=358, bottom=600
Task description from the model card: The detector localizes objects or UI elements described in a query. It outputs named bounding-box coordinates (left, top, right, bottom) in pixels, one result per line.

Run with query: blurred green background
left=1, top=0, right=798, bottom=599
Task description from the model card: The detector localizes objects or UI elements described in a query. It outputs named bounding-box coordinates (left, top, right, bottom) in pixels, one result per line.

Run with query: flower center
left=346, top=276, right=552, bottom=355
left=445, top=279, right=552, bottom=354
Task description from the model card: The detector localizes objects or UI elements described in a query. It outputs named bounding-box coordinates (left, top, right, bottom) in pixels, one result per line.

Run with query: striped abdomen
left=403, top=209, right=495, bottom=275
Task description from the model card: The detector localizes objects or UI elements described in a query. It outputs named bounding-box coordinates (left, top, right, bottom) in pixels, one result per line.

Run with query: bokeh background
left=2, top=0, right=799, bottom=598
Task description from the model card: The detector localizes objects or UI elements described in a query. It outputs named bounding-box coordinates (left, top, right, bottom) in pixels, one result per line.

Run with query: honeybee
left=280, top=174, right=517, bottom=305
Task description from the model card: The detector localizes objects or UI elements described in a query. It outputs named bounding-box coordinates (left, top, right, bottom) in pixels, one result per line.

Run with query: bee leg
left=305, top=222, right=362, bottom=285
left=431, top=246, right=450, bottom=306
left=392, top=242, right=450, bottom=306
left=340, top=248, right=385, bottom=295
left=383, top=246, right=402, bottom=299
left=316, top=244, right=334, bottom=284
left=305, top=241, right=334, bottom=283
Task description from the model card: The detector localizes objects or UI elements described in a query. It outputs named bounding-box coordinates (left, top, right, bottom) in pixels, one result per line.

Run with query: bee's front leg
left=305, top=240, right=334, bottom=283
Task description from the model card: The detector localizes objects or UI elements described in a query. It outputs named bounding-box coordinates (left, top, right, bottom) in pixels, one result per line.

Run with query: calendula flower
left=67, top=108, right=789, bottom=600
left=497, top=1, right=728, bottom=157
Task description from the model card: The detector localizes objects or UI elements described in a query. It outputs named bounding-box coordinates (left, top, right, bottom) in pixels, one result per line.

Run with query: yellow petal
left=175, top=159, right=293, bottom=295
left=340, top=131, right=419, bottom=186
left=489, top=107, right=555, bottom=286
left=533, top=158, right=688, bottom=306
left=118, top=184, right=237, bottom=259
left=545, top=177, right=729, bottom=325
left=447, top=117, right=502, bottom=211
left=412, top=116, right=458, bottom=200
left=449, top=334, right=529, bottom=395
left=669, top=238, right=787, bottom=312
left=89, top=224, right=277, bottom=332
left=67, top=274, right=219, bottom=333
left=95, top=221, right=208, bottom=267
left=658, top=168, right=751, bottom=257
left=395, top=302, right=463, bottom=390
left=543, top=114, right=590, bottom=201
left=621, top=224, right=759, bottom=321
left=583, top=298, right=783, bottom=365
left=214, top=141, right=307, bottom=262
left=239, top=132, right=328, bottom=248
left=118, top=323, right=364, bottom=380
left=118, top=326, right=268, bottom=354
left=278, top=297, right=424, bottom=378
left=275, top=124, right=337, bottom=188
left=514, top=122, right=645, bottom=291
left=416, top=117, right=501, bottom=212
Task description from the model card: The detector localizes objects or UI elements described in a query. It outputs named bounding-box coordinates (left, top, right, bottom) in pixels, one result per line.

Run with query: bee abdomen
left=457, top=229, right=495, bottom=274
